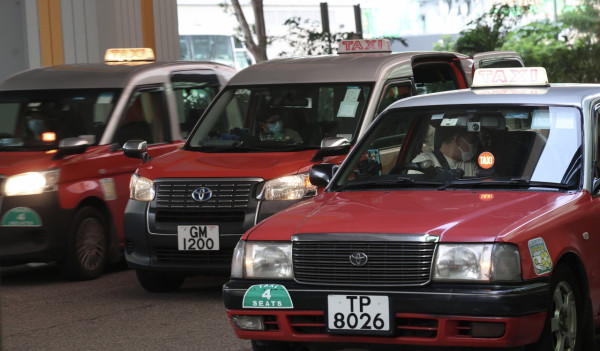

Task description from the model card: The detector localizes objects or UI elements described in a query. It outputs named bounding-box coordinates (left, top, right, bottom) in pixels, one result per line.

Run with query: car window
left=171, top=71, right=221, bottom=139
left=0, top=89, right=121, bottom=150
left=113, top=86, right=169, bottom=147
left=334, top=105, right=582, bottom=190
left=187, top=84, right=372, bottom=152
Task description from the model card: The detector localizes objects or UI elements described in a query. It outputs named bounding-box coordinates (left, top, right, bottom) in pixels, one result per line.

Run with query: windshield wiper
left=438, top=177, right=572, bottom=190
left=337, top=176, right=442, bottom=191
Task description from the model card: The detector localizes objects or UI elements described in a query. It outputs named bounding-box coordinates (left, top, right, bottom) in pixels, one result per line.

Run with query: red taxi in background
left=122, top=39, right=524, bottom=292
left=223, top=67, right=600, bottom=350
left=0, top=48, right=234, bottom=279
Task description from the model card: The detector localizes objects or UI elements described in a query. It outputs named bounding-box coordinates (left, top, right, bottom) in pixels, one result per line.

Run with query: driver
left=258, top=108, right=303, bottom=144
left=412, top=127, right=479, bottom=176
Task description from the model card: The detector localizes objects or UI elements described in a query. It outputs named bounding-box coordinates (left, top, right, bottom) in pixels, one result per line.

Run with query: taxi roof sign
left=472, top=67, right=548, bottom=88
left=104, top=48, right=155, bottom=62
left=338, top=39, right=392, bottom=54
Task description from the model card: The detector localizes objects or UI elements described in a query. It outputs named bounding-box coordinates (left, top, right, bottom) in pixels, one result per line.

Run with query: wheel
left=530, top=265, right=582, bottom=351
left=135, top=270, right=185, bottom=293
left=60, top=206, right=108, bottom=280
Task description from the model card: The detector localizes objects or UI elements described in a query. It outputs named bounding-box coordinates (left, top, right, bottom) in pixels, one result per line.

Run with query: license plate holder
left=177, top=225, right=219, bottom=251
left=326, top=295, right=392, bottom=335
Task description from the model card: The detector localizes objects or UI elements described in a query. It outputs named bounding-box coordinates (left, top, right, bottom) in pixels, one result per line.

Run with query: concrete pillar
left=0, top=0, right=180, bottom=82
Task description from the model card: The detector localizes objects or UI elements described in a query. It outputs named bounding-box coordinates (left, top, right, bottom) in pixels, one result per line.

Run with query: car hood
left=246, top=190, right=584, bottom=242
left=0, top=151, right=60, bottom=175
left=137, top=149, right=322, bottom=179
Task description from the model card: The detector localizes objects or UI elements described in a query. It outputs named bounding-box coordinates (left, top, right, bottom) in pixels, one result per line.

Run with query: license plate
left=327, top=295, right=390, bottom=334
left=177, top=225, right=219, bottom=251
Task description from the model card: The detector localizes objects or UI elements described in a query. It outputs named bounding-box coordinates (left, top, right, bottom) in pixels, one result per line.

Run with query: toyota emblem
left=349, top=252, right=368, bottom=266
left=191, top=187, right=213, bottom=202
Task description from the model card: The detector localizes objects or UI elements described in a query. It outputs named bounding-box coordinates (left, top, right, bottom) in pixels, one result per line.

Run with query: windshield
left=333, top=105, right=582, bottom=191
left=187, top=84, right=372, bottom=152
left=0, top=89, right=121, bottom=151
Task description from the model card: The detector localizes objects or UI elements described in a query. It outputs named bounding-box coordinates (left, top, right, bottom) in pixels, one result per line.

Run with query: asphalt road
left=0, top=263, right=250, bottom=351
left=0, top=264, right=543, bottom=351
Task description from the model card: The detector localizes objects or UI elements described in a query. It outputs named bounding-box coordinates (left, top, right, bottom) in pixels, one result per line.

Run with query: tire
left=59, top=206, right=108, bottom=280
left=135, top=270, right=185, bottom=293
left=530, top=265, right=582, bottom=351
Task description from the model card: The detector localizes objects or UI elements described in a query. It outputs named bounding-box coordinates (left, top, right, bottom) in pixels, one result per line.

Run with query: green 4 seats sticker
left=1, top=207, right=42, bottom=227
left=242, top=284, right=293, bottom=309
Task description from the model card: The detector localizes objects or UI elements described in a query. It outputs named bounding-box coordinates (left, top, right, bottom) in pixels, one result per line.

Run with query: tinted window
left=0, top=89, right=121, bottom=150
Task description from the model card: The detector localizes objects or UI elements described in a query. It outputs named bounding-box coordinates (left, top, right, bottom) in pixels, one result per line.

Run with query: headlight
left=260, top=174, right=317, bottom=200
left=433, top=243, right=521, bottom=282
left=230, top=240, right=293, bottom=279
left=129, top=173, right=155, bottom=201
left=4, top=169, right=60, bottom=196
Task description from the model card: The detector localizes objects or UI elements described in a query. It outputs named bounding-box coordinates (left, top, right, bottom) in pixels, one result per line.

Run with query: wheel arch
left=550, top=251, right=597, bottom=350
left=554, top=251, right=590, bottom=301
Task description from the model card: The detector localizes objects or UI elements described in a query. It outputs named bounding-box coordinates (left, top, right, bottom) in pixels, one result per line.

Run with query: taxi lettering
left=339, top=39, right=391, bottom=53
left=253, top=300, right=284, bottom=307
left=477, top=68, right=537, bottom=84
left=473, top=67, right=548, bottom=87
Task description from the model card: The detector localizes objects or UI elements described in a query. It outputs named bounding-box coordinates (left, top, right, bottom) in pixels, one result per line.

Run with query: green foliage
left=277, top=17, right=407, bottom=57
left=433, top=35, right=457, bottom=52
left=454, top=4, right=529, bottom=56
left=500, top=2, right=600, bottom=83
left=277, top=17, right=355, bottom=56
left=447, top=0, right=600, bottom=82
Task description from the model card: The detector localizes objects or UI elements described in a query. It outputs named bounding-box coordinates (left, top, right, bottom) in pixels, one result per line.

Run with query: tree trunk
left=230, top=0, right=269, bottom=62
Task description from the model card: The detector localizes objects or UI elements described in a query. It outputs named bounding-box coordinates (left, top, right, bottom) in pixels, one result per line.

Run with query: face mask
left=458, top=137, right=476, bottom=161
left=268, top=120, right=283, bottom=134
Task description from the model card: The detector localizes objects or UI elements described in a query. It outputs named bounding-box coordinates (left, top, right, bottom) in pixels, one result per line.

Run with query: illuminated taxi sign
left=104, top=48, right=155, bottom=62
left=338, top=39, right=392, bottom=54
left=42, top=132, right=56, bottom=142
left=472, top=67, right=548, bottom=88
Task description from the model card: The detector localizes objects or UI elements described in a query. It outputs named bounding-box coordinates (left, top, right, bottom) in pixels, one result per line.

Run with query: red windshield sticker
left=478, top=152, right=495, bottom=169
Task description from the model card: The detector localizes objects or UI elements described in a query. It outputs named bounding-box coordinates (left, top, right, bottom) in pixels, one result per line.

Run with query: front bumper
left=123, top=198, right=302, bottom=275
left=223, top=279, right=549, bottom=348
left=0, top=192, right=72, bottom=264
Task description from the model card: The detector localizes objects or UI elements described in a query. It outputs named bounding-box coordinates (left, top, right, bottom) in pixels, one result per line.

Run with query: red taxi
left=122, top=39, right=524, bottom=292
left=222, top=67, right=599, bottom=350
left=0, top=48, right=234, bottom=279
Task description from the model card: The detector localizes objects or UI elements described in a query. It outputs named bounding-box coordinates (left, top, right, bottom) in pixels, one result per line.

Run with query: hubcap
left=76, top=217, right=105, bottom=272
left=550, top=281, right=577, bottom=351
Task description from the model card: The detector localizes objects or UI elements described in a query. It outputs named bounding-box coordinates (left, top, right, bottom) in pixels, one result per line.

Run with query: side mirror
left=123, top=140, right=150, bottom=163
left=53, top=136, right=91, bottom=160
left=593, top=178, right=600, bottom=194
left=321, top=136, right=349, bottom=148
left=310, top=137, right=351, bottom=162
left=309, top=163, right=339, bottom=188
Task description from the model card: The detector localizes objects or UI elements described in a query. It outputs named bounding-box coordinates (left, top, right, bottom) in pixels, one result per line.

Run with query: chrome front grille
left=293, top=237, right=436, bottom=287
left=154, top=179, right=258, bottom=209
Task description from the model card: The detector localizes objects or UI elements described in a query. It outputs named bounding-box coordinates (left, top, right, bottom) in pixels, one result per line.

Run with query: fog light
left=232, top=315, right=265, bottom=331
left=471, top=321, right=506, bottom=338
